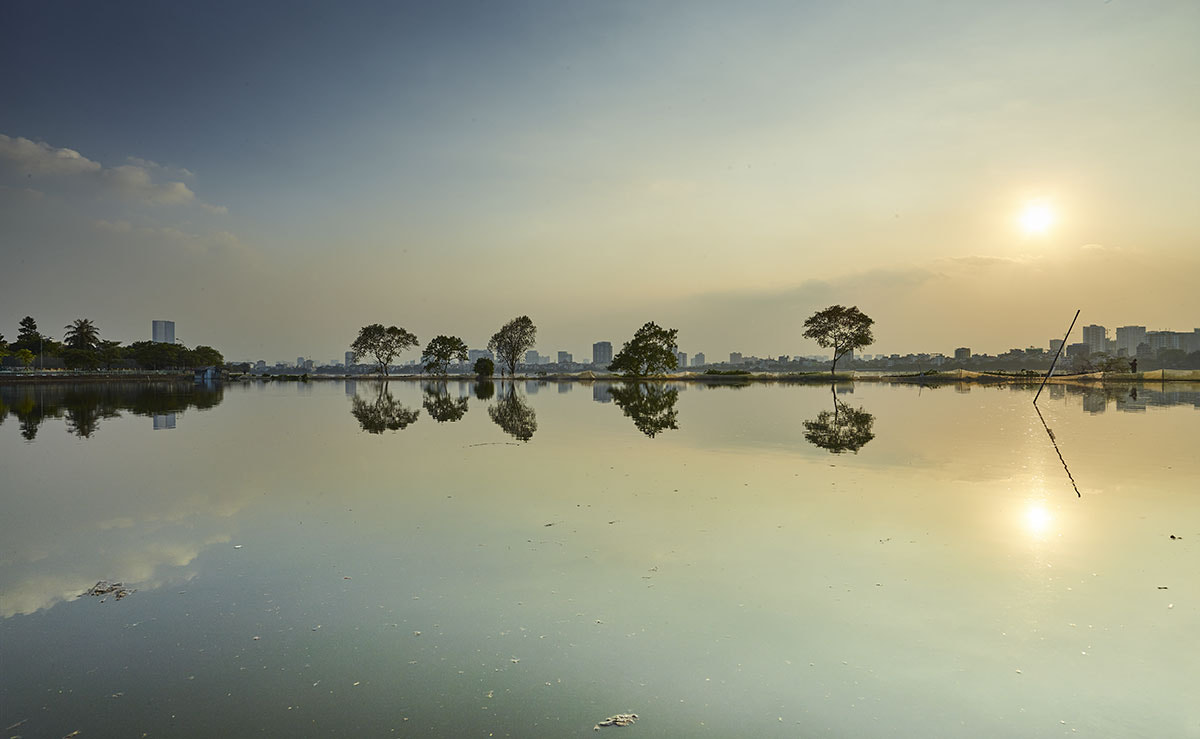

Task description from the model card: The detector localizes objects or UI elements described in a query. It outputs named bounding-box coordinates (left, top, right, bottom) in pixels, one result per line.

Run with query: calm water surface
left=2, top=380, right=1198, bottom=737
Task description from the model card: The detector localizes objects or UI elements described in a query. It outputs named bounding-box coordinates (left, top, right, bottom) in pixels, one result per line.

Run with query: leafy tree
left=97, top=340, right=125, bottom=369
left=350, top=383, right=420, bottom=433
left=12, top=316, right=46, bottom=353
left=474, top=357, right=495, bottom=377
left=1155, top=348, right=1188, bottom=370
left=62, top=348, right=101, bottom=370
left=609, top=383, right=680, bottom=437
left=17, top=316, right=38, bottom=343
left=422, top=335, right=468, bottom=376
left=190, top=345, right=224, bottom=367
left=422, top=382, right=469, bottom=422
left=63, top=318, right=101, bottom=351
left=1093, top=352, right=1130, bottom=374
left=803, top=397, right=875, bottom=454
left=802, top=305, right=874, bottom=379
left=127, top=340, right=184, bottom=370
left=488, top=385, right=537, bottom=441
left=14, top=348, right=35, bottom=369
left=351, top=324, right=418, bottom=377
left=488, top=316, right=536, bottom=377
left=0, top=332, right=7, bottom=357
left=609, top=322, right=678, bottom=377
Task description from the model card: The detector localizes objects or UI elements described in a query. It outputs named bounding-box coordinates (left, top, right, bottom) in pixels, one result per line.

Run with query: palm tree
left=63, top=318, right=101, bottom=351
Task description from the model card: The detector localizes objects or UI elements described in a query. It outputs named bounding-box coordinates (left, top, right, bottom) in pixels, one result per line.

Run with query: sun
left=1018, top=201, right=1056, bottom=235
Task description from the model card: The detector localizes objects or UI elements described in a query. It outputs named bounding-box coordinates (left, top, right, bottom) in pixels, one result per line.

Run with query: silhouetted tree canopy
left=488, top=316, right=536, bottom=377
left=352, top=324, right=418, bottom=377
left=609, top=322, right=678, bottom=377
left=609, top=382, right=680, bottom=437
left=802, top=305, right=874, bottom=378
left=63, top=318, right=101, bottom=351
left=474, top=357, right=494, bottom=377
left=422, top=335, right=468, bottom=376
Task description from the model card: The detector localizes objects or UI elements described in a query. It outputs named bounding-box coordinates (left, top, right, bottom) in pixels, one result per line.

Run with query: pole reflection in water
left=1034, top=403, right=1081, bottom=497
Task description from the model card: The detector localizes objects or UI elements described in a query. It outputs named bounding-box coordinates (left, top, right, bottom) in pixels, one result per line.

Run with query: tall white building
left=1115, top=326, right=1146, bottom=357
left=1082, top=324, right=1107, bottom=355
left=675, top=351, right=687, bottom=368
left=692, top=352, right=706, bottom=367
left=152, top=320, right=175, bottom=344
left=592, top=341, right=613, bottom=366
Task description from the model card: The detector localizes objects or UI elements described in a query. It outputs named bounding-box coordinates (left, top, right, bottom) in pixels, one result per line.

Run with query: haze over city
left=2, top=1, right=1197, bottom=362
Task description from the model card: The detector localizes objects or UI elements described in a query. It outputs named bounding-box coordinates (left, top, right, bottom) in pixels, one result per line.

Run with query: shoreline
left=3, top=369, right=1198, bottom=385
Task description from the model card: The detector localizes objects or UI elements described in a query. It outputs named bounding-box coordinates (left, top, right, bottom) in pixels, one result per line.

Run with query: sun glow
left=1024, top=501, right=1053, bottom=536
left=1018, top=201, right=1056, bottom=235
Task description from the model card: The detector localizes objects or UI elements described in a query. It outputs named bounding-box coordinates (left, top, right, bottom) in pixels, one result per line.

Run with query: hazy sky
left=2, top=0, right=1197, bottom=362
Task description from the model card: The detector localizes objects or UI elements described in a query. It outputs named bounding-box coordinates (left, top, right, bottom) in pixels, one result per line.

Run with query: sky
left=2, top=0, right=1197, bottom=363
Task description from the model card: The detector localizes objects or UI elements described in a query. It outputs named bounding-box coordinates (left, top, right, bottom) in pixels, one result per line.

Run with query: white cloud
left=1, top=131, right=224, bottom=211
left=103, top=164, right=196, bottom=204
left=0, top=133, right=101, bottom=175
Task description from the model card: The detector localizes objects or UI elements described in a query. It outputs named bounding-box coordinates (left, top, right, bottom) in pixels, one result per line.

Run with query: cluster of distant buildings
left=237, top=321, right=1197, bottom=375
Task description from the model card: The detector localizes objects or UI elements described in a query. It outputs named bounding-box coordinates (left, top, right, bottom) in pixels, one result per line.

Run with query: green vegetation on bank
left=1, top=315, right=223, bottom=371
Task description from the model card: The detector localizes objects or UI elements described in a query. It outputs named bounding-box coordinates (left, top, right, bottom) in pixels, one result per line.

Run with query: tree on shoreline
left=802, top=305, right=874, bottom=379
left=351, top=324, right=418, bottom=377
left=63, top=319, right=101, bottom=351
left=488, top=316, right=536, bottom=377
left=422, top=335, right=468, bottom=376
left=609, top=322, right=678, bottom=377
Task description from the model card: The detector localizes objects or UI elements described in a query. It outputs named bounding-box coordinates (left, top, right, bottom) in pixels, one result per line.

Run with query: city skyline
left=3, top=2, right=1198, bottom=360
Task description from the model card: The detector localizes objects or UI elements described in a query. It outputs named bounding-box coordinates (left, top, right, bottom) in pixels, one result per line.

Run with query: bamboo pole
left=1034, top=309, right=1080, bottom=405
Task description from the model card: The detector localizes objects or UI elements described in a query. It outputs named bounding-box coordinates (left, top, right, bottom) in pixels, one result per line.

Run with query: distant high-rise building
left=525, top=349, right=540, bottom=366
left=729, top=352, right=743, bottom=365
left=954, top=347, right=971, bottom=361
left=345, top=351, right=355, bottom=368
left=557, top=351, right=573, bottom=364
left=592, top=341, right=613, bottom=366
left=1146, top=331, right=1182, bottom=353
left=1050, top=338, right=1064, bottom=354
left=1082, top=325, right=1107, bottom=355
left=297, top=356, right=305, bottom=368
left=692, top=352, right=705, bottom=367
left=468, top=349, right=494, bottom=363
left=675, top=351, right=687, bottom=368
left=152, top=320, right=175, bottom=344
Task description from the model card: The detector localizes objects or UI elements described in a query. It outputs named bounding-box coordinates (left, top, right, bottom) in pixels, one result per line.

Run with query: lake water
left=2, top=379, right=1198, bottom=737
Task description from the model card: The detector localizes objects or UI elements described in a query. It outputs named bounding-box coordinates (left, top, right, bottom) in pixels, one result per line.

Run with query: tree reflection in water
left=488, top=383, right=537, bottom=441
left=350, top=382, right=419, bottom=433
left=803, top=386, right=875, bottom=454
left=0, top=382, right=224, bottom=440
left=609, top=382, right=679, bottom=438
left=472, top=380, right=495, bottom=401
left=422, top=382, right=469, bottom=423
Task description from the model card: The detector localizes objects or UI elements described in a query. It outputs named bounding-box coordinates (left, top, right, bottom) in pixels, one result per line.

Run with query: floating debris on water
left=594, top=713, right=638, bottom=730
left=81, top=580, right=134, bottom=600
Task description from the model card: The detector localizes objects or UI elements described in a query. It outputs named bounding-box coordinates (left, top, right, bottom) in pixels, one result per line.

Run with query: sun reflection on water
left=1024, top=500, right=1053, bottom=537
